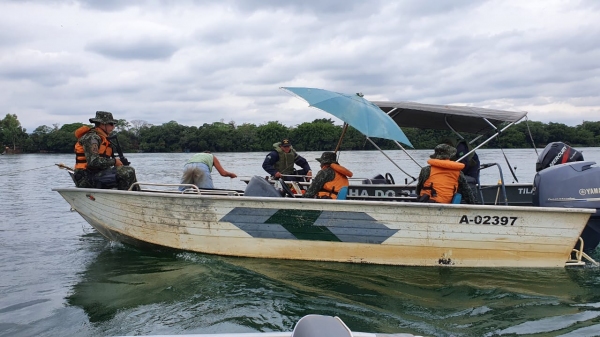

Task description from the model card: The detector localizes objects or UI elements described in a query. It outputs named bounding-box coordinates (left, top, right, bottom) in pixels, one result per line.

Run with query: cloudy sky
left=1, top=0, right=599, bottom=132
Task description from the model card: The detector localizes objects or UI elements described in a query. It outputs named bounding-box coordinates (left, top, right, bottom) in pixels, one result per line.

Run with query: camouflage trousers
left=75, top=166, right=138, bottom=190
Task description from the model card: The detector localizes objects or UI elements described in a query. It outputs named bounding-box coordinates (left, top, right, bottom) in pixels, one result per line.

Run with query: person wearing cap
left=262, top=138, right=312, bottom=181
left=416, top=144, right=475, bottom=204
left=304, top=151, right=353, bottom=199
left=179, top=151, right=237, bottom=191
left=73, top=111, right=139, bottom=190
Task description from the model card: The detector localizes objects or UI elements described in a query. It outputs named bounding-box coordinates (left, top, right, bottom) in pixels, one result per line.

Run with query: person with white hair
left=179, top=151, right=237, bottom=191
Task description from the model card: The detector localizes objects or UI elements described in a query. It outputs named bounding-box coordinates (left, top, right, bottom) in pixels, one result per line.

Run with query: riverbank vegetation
left=1, top=113, right=599, bottom=153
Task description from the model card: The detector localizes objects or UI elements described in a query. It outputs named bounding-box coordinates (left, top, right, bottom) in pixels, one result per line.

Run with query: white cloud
left=0, top=0, right=599, bottom=133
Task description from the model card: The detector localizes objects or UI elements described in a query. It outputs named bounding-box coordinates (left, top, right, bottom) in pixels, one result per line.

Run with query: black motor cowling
left=244, top=176, right=282, bottom=197
left=535, top=142, right=584, bottom=172
left=362, top=174, right=387, bottom=184
left=532, top=161, right=600, bottom=253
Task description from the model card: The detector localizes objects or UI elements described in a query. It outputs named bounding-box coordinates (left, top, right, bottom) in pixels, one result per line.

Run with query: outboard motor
left=532, top=161, right=600, bottom=253
left=244, top=176, right=283, bottom=197
left=362, top=174, right=388, bottom=184
left=361, top=173, right=396, bottom=184
left=535, top=142, right=584, bottom=172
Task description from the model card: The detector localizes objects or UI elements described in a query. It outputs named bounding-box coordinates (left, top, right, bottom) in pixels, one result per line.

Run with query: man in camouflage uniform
left=303, top=151, right=353, bottom=199
left=416, top=144, right=475, bottom=204
left=73, top=111, right=139, bottom=190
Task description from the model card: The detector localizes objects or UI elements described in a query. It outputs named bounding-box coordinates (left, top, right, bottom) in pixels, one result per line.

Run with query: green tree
left=46, top=123, right=85, bottom=153
left=1, top=114, right=27, bottom=151
left=291, top=119, right=340, bottom=151
left=545, top=122, right=576, bottom=145
left=139, top=121, right=186, bottom=152
left=255, top=121, right=291, bottom=151
left=21, top=114, right=600, bottom=153
left=114, top=119, right=131, bottom=133
left=234, top=123, right=260, bottom=151
left=578, top=121, right=600, bottom=146
left=129, top=120, right=150, bottom=138
left=29, top=125, right=54, bottom=152
left=180, top=126, right=200, bottom=152
left=512, top=121, right=549, bottom=148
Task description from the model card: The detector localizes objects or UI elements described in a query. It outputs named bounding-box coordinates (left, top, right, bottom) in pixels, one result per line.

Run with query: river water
left=1, top=148, right=600, bottom=337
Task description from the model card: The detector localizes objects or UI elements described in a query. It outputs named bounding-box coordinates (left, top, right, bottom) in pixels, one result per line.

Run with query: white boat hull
left=54, top=188, right=594, bottom=268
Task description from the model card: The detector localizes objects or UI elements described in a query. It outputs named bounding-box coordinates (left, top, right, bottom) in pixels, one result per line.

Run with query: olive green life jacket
left=274, top=146, right=298, bottom=175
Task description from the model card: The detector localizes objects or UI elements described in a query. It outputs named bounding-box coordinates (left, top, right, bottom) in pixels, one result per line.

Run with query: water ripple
left=2, top=151, right=600, bottom=337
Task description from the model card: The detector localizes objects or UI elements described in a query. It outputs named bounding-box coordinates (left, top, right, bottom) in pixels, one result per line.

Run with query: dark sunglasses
left=106, top=122, right=115, bottom=126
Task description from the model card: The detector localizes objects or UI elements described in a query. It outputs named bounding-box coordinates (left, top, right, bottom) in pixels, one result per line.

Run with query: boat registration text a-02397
left=459, top=215, right=519, bottom=226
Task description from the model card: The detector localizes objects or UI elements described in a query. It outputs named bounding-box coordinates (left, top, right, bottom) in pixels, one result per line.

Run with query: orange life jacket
left=74, top=126, right=113, bottom=170
left=420, top=159, right=465, bottom=203
left=317, top=163, right=353, bottom=200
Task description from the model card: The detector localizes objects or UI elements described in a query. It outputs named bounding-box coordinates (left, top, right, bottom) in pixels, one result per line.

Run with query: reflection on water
left=2, top=151, right=600, bottom=337
left=66, top=237, right=600, bottom=336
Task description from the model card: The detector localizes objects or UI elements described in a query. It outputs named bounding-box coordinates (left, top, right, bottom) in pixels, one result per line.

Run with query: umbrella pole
left=367, top=137, right=417, bottom=184
left=393, top=140, right=422, bottom=168
left=334, top=123, right=349, bottom=154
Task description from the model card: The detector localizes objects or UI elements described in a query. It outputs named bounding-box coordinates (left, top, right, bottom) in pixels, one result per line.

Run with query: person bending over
left=179, top=151, right=237, bottom=191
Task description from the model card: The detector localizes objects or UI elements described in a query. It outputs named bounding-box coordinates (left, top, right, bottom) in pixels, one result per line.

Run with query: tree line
left=1, top=113, right=599, bottom=154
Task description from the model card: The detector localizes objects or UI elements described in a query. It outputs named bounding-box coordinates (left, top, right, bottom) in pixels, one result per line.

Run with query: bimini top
left=373, top=101, right=528, bottom=135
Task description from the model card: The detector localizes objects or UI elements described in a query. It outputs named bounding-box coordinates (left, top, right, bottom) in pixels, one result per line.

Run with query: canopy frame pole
left=456, top=116, right=525, bottom=163
left=334, top=123, right=349, bottom=154
left=444, top=116, right=483, bottom=145
left=366, top=137, right=417, bottom=184
left=393, top=140, right=422, bottom=168
left=483, top=117, right=519, bottom=182
left=384, top=108, right=422, bottom=168
left=469, top=134, right=484, bottom=144
left=386, top=107, right=399, bottom=119
left=444, top=116, right=464, bottom=140
left=524, top=116, right=540, bottom=156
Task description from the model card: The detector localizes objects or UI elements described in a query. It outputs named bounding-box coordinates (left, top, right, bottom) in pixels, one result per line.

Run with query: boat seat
left=291, top=314, right=353, bottom=337
left=337, top=186, right=348, bottom=200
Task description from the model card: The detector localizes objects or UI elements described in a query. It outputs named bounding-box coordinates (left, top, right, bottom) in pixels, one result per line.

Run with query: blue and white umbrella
left=281, top=87, right=413, bottom=147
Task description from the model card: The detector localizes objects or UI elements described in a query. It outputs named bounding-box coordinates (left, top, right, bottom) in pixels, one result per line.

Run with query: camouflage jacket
left=303, top=167, right=335, bottom=198
left=77, top=128, right=116, bottom=171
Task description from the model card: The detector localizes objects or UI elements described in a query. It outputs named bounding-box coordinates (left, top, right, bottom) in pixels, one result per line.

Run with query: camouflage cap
left=316, top=151, right=338, bottom=165
left=430, top=144, right=457, bottom=160
left=439, top=137, right=458, bottom=148
left=89, top=111, right=117, bottom=124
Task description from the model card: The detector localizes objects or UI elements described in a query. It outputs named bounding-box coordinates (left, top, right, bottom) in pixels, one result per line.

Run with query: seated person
left=73, top=111, right=138, bottom=190
left=262, top=138, right=312, bottom=181
left=179, top=151, right=237, bottom=191
left=416, top=144, right=475, bottom=204
left=441, top=137, right=480, bottom=183
left=304, top=152, right=353, bottom=199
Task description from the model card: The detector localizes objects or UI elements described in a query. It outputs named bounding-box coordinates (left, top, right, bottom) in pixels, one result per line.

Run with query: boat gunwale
left=52, top=186, right=596, bottom=214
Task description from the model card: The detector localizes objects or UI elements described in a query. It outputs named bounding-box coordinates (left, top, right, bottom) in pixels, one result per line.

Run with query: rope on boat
left=566, top=237, right=599, bottom=267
